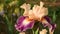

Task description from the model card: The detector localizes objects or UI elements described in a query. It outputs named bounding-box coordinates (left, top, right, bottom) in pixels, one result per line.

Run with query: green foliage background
left=0, top=0, right=60, bottom=34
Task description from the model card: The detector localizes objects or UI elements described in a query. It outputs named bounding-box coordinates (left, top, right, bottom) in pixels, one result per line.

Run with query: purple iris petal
left=43, top=16, right=56, bottom=32
left=42, top=23, right=56, bottom=32
left=43, top=23, right=48, bottom=27
left=49, top=24, right=56, bottom=32
left=21, top=21, right=35, bottom=31
left=42, top=16, right=51, bottom=27
left=15, top=16, right=35, bottom=32
left=44, top=16, right=51, bottom=23
left=17, top=16, right=26, bottom=25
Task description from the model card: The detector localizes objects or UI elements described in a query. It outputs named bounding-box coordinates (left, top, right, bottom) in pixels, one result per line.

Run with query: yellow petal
left=40, top=1, right=44, bottom=8
left=29, top=10, right=35, bottom=19
left=32, top=5, right=40, bottom=19
left=38, top=7, right=48, bottom=20
left=20, top=3, right=30, bottom=10
left=20, top=3, right=31, bottom=16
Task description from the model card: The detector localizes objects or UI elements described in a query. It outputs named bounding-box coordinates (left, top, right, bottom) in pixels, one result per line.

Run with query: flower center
left=22, top=18, right=31, bottom=25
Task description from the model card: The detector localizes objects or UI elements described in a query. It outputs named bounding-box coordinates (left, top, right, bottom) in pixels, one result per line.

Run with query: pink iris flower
left=15, top=2, right=56, bottom=32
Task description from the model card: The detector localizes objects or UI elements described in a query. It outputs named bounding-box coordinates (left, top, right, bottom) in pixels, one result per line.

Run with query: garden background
left=0, top=0, right=60, bottom=34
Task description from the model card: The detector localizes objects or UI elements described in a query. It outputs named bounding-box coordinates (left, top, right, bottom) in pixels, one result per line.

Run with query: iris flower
left=15, top=2, right=56, bottom=32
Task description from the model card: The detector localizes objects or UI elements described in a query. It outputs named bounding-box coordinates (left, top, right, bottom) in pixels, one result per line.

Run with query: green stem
left=32, top=29, right=34, bottom=34
left=5, top=15, right=13, bottom=34
left=35, top=28, right=39, bottom=34
left=53, top=11, right=56, bottom=22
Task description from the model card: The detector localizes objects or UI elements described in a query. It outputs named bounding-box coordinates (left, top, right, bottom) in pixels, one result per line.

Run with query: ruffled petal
left=44, top=16, right=51, bottom=23
left=20, top=3, right=31, bottom=16
left=44, top=16, right=56, bottom=32
left=32, top=2, right=48, bottom=20
left=15, top=16, right=35, bottom=32
left=49, top=24, right=56, bottom=32
left=41, top=16, right=56, bottom=32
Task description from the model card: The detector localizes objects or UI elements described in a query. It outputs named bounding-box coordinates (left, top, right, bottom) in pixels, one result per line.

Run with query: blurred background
left=0, top=0, right=60, bottom=34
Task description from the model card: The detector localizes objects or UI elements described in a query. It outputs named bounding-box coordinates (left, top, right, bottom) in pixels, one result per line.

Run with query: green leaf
left=52, top=11, right=56, bottom=22
left=35, top=28, right=39, bottom=34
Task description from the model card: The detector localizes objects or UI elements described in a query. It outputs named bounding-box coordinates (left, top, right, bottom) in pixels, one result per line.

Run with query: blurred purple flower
left=15, top=16, right=35, bottom=32
left=0, top=10, right=4, bottom=15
